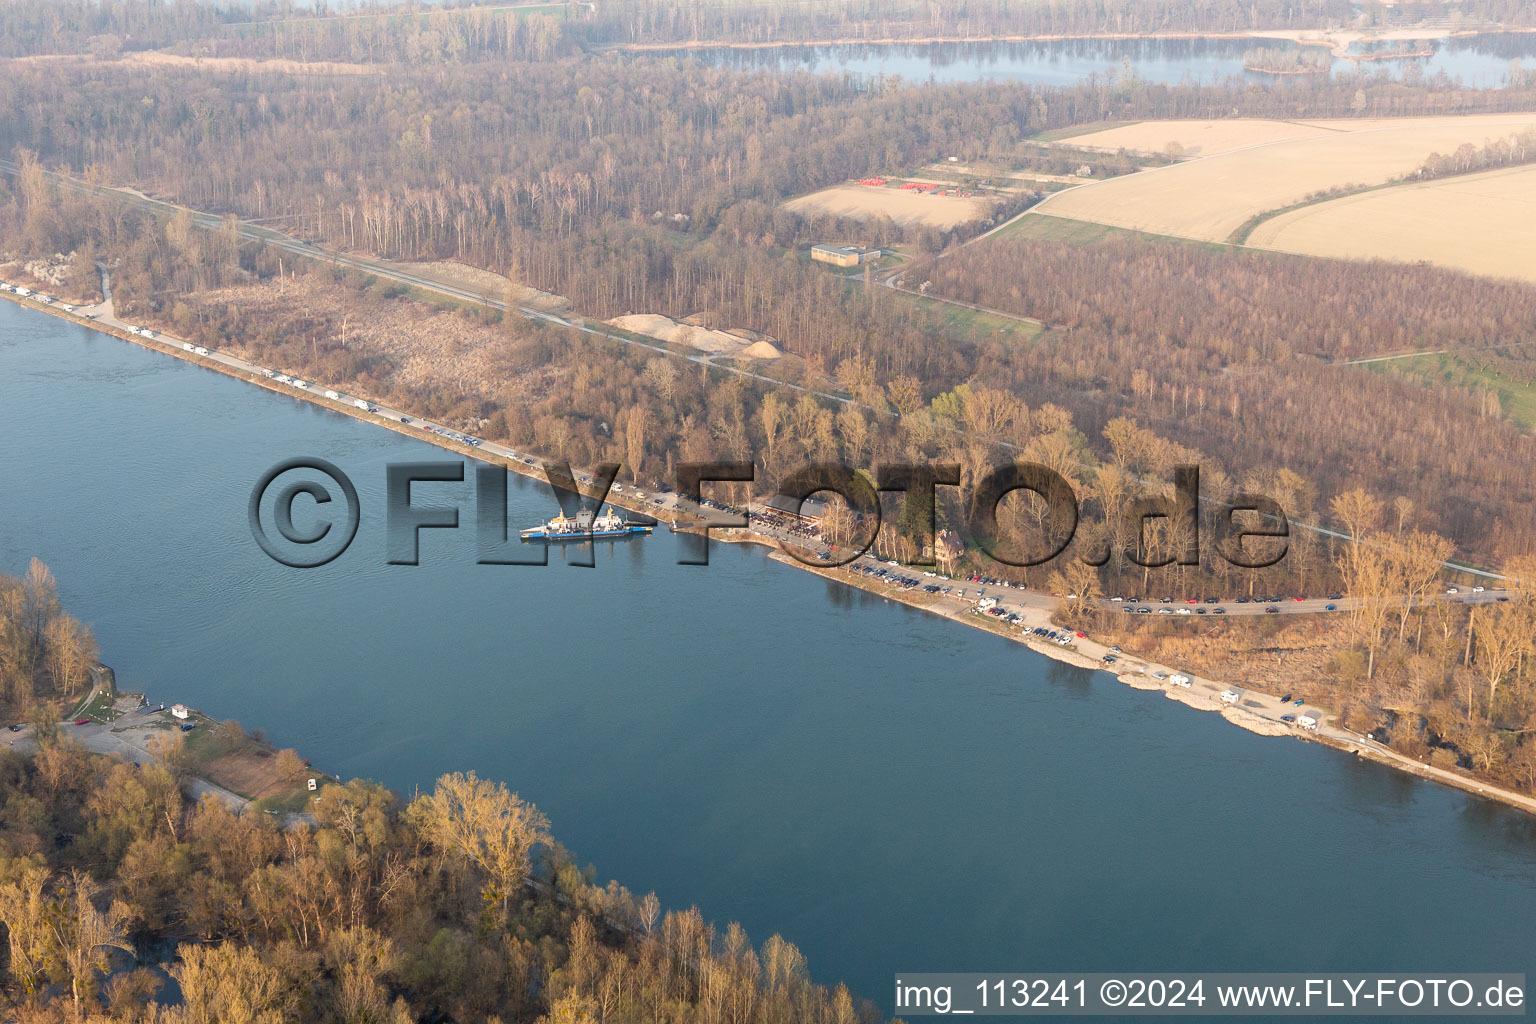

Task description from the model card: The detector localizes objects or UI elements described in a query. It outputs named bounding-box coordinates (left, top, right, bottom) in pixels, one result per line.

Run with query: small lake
left=644, top=34, right=1536, bottom=89
left=4, top=301, right=1536, bottom=1012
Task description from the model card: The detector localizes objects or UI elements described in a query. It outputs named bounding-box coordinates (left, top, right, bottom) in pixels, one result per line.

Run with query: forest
left=0, top=720, right=882, bottom=1022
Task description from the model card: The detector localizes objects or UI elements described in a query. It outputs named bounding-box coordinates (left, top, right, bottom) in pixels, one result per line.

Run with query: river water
left=647, top=34, right=1536, bottom=89
left=4, top=301, right=1535, bottom=1010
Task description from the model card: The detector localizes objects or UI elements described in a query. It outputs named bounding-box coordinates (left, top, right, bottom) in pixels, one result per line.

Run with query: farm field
left=1039, top=113, right=1536, bottom=242
left=993, top=211, right=1227, bottom=249
left=1246, top=163, right=1536, bottom=283
left=1066, top=118, right=1335, bottom=156
left=782, top=183, right=998, bottom=228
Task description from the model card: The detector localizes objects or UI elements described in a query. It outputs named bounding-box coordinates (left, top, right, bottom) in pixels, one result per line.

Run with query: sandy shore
left=9, top=287, right=1536, bottom=821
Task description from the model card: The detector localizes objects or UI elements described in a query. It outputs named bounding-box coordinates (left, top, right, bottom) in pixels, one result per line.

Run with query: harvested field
left=782, top=183, right=997, bottom=229
left=1246, top=163, right=1536, bottom=283
left=1066, top=118, right=1333, bottom=156
left=1041, top=113, right=1536, bottom=243
left=124, top=51, right=379, bottom=76
left=7, top=51, right=381, bottom=76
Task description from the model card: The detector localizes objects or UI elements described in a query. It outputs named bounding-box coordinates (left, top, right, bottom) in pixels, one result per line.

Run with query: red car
left=73, top=718, right=91, bottom=726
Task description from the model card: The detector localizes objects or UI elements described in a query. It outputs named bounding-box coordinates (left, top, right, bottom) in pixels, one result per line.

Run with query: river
left=640, top=34, right=1536, bottom=89
left=3, top=301, right=1535, bottom=1011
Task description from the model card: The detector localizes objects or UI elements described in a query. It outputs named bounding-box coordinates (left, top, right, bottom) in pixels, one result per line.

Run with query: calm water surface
left=652, top=34, right=1536, bottom=89
left=3, top=301, right=1535, bottom=1010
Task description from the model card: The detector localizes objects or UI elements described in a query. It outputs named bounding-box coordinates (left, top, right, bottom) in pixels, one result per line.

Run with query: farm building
left=810, top=244, right=880, bottom=267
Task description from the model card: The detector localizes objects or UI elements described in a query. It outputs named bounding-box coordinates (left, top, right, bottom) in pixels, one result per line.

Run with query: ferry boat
left=520, top=506, right=653, bottom=541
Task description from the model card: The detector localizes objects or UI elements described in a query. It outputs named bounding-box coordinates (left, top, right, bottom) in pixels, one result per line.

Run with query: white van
left=1219, top=689, right=1240, bottom=705
left=1169, top=674, right=1192, bottom=688
left=1298, top=711, right=1319, bottom=730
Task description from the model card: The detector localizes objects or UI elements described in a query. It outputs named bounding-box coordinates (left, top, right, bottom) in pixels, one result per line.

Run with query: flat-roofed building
left=810, top=244, right=880, bottom=267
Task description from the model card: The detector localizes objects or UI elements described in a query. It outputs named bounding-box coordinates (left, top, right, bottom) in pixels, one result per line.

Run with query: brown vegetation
left=0, top=741, right=881, bottom=1022
left=0, top=561, right=98, bottom=720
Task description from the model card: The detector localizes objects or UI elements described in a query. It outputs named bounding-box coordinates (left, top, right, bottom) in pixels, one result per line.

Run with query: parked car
left=1280, top=693, right=1293, bottom=703
left=1281, top=714, right=1297, bottom=723
left=73, top=718, right=91, bottom=726
left=181, top=722, right=196, bottom=732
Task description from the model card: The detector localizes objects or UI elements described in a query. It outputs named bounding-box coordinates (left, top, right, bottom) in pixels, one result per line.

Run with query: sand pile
left=608, top=313, right=753, bottom=356
left=739, top=340, right=782, bottom=359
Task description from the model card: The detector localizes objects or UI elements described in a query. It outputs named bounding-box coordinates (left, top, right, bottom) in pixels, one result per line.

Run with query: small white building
left=171, top=703, right=190, bottom=720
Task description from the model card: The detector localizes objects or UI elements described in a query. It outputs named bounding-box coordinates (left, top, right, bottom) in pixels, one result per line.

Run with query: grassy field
left=1246, top=163, right=1536, bottom=283
left=1366, top=351, right=1536, bottom=430
left=922, top=296, right=1043, bottom=343
left=1030, top=120, right=1138, bottom=142
left=993, top=212, right=1229, bottom=250
left=1039, top=113, right=1536, bottom=244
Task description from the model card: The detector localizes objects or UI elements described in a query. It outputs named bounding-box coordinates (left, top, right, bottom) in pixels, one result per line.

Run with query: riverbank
left=762, top=546, right=1536, bottom=820
left=8, top=285, right=1536, bottom=823
left=0, top=286, right=689, bottom=528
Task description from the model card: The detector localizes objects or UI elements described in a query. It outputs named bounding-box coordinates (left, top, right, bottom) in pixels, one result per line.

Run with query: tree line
left=0, top=561, right=98, bottom=720
left=0, top=734, right=884, bottom=1022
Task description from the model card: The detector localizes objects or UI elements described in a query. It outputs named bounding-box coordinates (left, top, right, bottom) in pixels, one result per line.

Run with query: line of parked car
left=1028, top=626, right=1084, bottom=647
